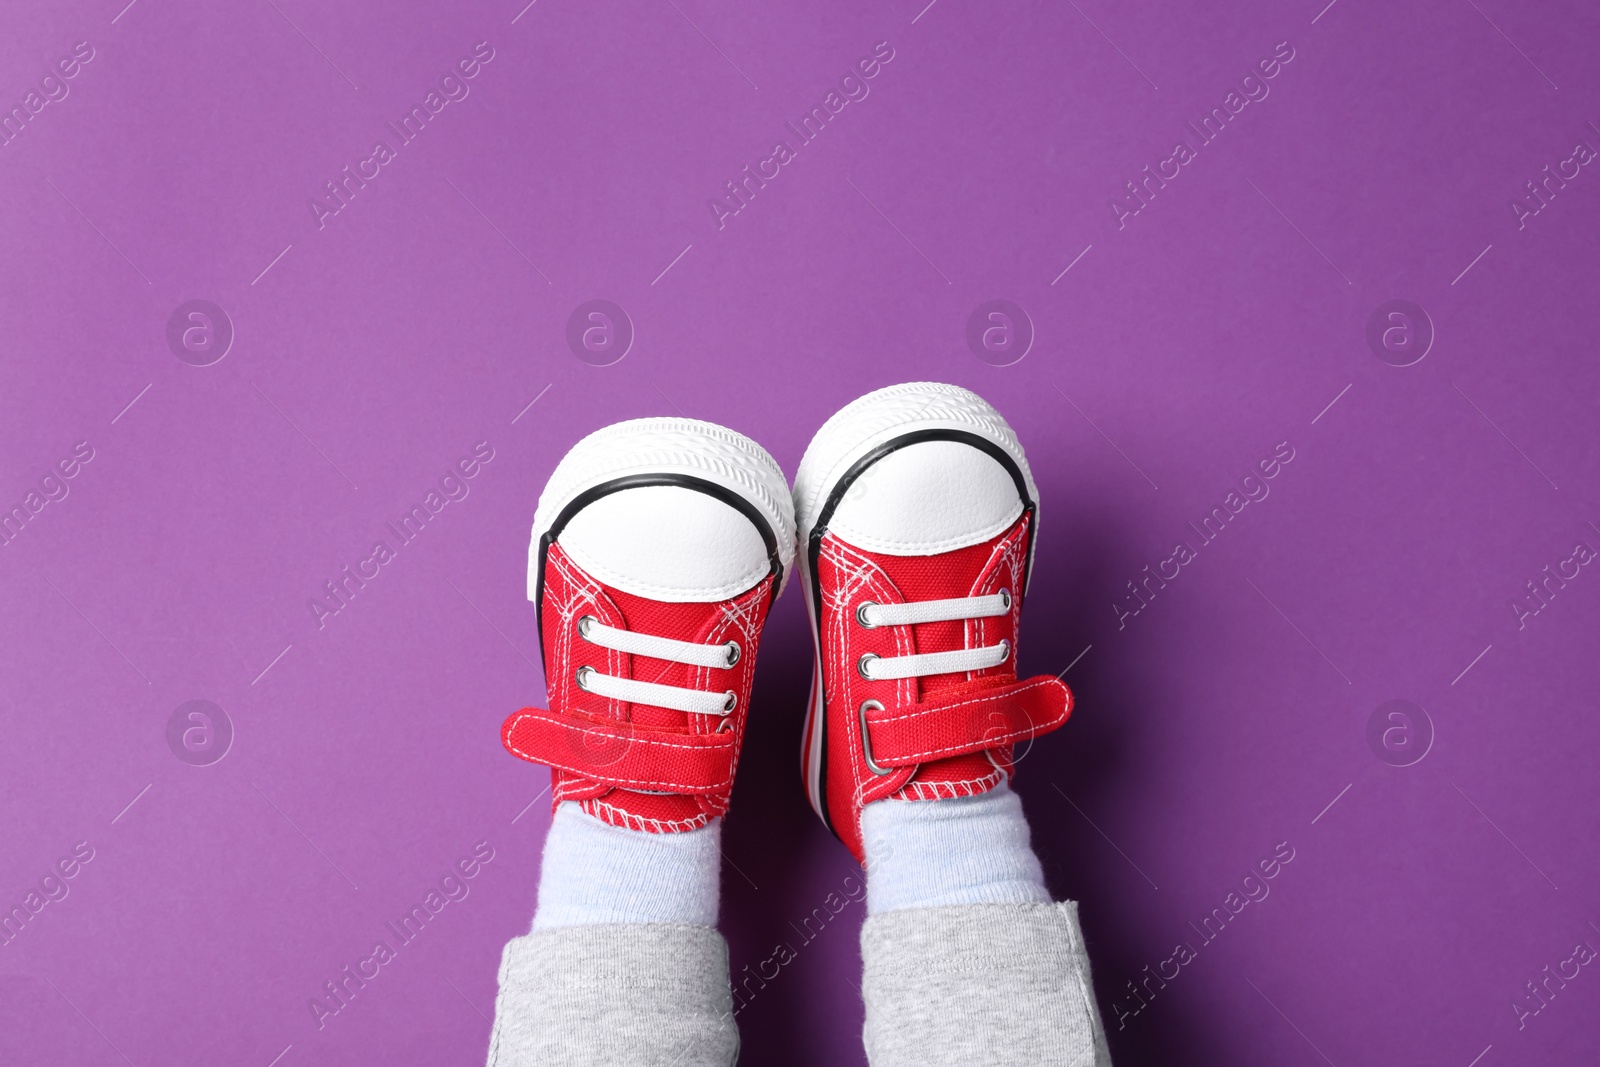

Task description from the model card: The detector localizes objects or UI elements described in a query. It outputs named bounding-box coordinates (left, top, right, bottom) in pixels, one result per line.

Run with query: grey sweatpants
left=486, top=900, right=1111, bottom=1066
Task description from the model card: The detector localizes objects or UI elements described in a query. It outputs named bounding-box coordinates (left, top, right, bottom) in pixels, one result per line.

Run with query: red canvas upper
left=807, top=513, right=1072, bottom=860
left=503, top=543, right=775, bottom=833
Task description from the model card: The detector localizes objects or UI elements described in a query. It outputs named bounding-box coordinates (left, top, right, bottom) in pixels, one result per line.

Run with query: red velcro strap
left=501, top=707, right=737, bottom=795
left=863, top=675, right=1072, bottom=768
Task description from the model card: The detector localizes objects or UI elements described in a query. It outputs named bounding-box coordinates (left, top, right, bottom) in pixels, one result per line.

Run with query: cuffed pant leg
left=487, top=922, right=739, bottom=1067
left=860, top=901, right=1111, bottom=1067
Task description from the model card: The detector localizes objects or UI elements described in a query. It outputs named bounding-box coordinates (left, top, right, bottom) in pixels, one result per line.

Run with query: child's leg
left=487, top=420, right=797, bottom=1066
left=487, top=804, right=736, bottom=1067
left=857, top=784, right=1112, bottom=1067
left=787, top=385, right=1114, bottom=1064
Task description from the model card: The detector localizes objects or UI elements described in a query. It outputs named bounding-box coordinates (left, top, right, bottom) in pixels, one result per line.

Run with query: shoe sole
left=790, top=382, right=1040, bottom=832
left=529, top=418, right=797, bottom=652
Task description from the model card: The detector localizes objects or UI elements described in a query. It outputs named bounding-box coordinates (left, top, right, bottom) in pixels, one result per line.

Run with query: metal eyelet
left=722, top=690, right=738, bottom=713
left=575, top=665, right=596, bottom=691
left=577, top=615, right=597, bottom=640
left=856, top=601, right=879, bottom=628
left=859, top=700, right=892, bottom=776
left=998, top=589, right=1012, bottom=611
left=723, top=641, right=742, bottom=667
left=998, top=639, right=1011, bottom=663
left=856, top=652, right=879, bottom=680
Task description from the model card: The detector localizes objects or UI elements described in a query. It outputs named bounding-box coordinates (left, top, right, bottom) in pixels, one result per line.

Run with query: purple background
left=2, top=0, right=1598, bottom=1063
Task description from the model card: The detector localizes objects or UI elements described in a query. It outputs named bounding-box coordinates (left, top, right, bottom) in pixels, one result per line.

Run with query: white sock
left=860, top=781, right=1052, bottom=915
left=531, top=802, right=721, bottom=930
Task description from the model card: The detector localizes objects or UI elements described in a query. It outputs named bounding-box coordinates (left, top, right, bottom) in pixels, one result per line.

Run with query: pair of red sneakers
left=502, top=383, right=1072, bottom=862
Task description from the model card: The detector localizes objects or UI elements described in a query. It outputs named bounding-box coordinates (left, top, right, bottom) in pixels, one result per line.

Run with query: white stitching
left=898, top=768, right=1002, bottom=801
left=585, top=796, right=711, bottom=834
left=812, top=514, right=1042, bottom=838
left=505, top=713, right=739, bottom=755
left=866, top=677, right=1062, bottom=723
left=518, top=560, right=776, bottom=803
left=875, top=714, right=1068, bottom=763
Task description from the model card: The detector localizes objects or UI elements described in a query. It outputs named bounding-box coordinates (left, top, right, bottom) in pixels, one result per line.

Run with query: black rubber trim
left=804, top=428, right=1036, bottom=838
left=533, top=473, right=784, bottom=662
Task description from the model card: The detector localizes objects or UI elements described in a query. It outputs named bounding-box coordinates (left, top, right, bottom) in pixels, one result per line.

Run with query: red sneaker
left=502, top=418, right=795, bottom=833
left=793, top=383, right=1073, bottom=861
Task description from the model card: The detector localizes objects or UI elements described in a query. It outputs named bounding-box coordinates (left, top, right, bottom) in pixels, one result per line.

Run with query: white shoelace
left=575, top=615, right=740, bottom=716
left=855, top=590, right=1012, bottom=682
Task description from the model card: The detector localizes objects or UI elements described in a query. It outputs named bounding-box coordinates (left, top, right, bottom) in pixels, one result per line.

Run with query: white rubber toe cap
left=793, top=383, right=1040, bottom=590
left=529, top=417, right=796, bottom=604
left=828, top=440, right=1023, bottom=556
left=559, top=485, right=773, bottom=602
left=793, top=382, right=1038, bottom=541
